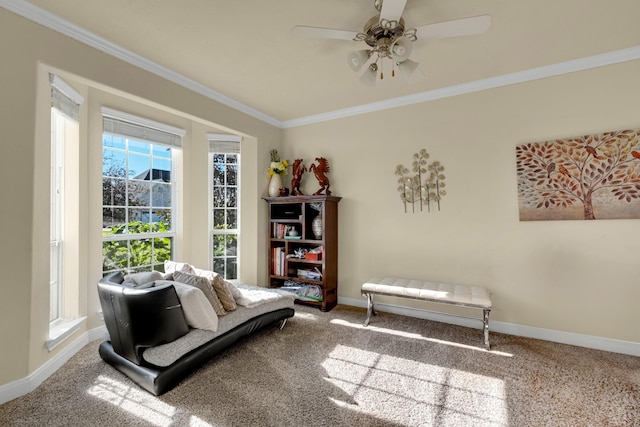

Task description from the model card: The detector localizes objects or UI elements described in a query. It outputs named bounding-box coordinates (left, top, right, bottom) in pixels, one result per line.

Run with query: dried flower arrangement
left=267, top=149, right=289, bottom=178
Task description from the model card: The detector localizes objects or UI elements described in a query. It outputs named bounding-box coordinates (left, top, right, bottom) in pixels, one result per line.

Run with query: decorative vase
left=268, top=173, right=283, bottom=197
left=312, top=212, right=323, bottom=239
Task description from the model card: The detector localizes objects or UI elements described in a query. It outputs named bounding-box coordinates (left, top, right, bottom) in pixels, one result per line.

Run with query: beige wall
left=283, top=60, right=640, bottom=343
left=0, top=9, right=281, bottom=386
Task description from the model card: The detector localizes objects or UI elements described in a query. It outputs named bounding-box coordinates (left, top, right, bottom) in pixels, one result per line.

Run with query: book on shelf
left=273, top=222, right=300, bottom=239
left=272, top=246, right=286, bottom=276
left=272, top=223, right=292, bottom=239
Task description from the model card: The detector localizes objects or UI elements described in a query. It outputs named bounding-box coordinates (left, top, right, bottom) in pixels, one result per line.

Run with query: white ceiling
left=9, top=0, right=640, bottom=125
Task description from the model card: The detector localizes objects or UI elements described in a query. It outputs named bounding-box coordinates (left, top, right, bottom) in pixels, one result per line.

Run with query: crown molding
left=0, top=0, right=283, bottom=128
left=2, top=0, right=639, bottom=130
left=282, top=45, right=640, bottom=128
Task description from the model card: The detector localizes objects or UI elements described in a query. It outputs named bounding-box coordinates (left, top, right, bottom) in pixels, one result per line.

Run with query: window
left=102, top=108, right=184, bottom=275
left=209, top=134, right=241, bottom=279
left=49, top=74, right=82, bottom=325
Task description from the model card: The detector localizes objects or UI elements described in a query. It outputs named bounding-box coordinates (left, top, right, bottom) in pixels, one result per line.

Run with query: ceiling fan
left=291, top=0, right=491, bottom=86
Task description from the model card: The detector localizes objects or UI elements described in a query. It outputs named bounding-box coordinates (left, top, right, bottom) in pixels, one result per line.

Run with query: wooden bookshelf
left=263, top=195, right=341, bottom=311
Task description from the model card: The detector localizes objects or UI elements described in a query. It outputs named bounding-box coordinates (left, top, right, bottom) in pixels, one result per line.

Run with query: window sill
left=47, top=317, right=87, bottom=352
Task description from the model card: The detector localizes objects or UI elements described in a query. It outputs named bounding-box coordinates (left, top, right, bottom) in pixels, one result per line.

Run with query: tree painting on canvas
left=516, top=128, right=640, bottom=221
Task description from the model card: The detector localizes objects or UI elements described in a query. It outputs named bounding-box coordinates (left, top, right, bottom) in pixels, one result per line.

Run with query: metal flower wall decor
left=395, top=148, right=446, bottom=213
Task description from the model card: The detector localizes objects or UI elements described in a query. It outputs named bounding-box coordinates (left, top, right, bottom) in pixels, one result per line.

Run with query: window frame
left=208, top=134, right=241, bottom=279
left=49, top=74, right=83, bottom=327
left=49, top=108, right=66, bottom=325
left=48, top=74, right=87, bottom=350
left=101, top=108, right=184, bottom=275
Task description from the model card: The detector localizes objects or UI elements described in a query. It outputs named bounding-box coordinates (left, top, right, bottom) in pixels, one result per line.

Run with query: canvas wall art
left=516, top=128, right=640, bottom=221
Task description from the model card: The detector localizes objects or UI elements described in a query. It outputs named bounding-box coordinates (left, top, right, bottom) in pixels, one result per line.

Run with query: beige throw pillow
left=155, top=280, right=218, bottom=332
left=192, top=267, right=237, bottom=312
left=211, top=275, right=237, bottom=311
left=173, top=270, right=227, bottom=316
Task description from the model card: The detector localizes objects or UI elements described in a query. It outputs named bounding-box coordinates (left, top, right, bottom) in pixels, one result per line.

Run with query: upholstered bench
left=361, top=277, right=492, bottom=349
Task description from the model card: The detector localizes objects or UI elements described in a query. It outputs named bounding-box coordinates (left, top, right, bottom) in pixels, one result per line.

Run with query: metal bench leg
left=483, top=309, right=490, bottom=350
left=278, top=318, right=288, bottom=330
left=363, top=293, right=376, bottom=326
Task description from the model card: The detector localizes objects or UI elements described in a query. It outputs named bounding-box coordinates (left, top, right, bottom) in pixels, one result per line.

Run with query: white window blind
left=50, top=74, right=84, bottom=119
left=102, top=107, right=185, bottom=147
left=208, top=133, right=241, bottom=153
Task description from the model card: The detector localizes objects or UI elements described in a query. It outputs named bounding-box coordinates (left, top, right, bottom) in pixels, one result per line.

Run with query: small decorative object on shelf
left=310, top=202, right=323, bottom=239
left=268, top=174, right=282, bottom=197
left=287, top=226, right=299, bottom=237
left=309, top=157, right=331, bottom=195
left=267, top=149, right=289, bottom=197
left=290, top=159, right=307, bottom=196
left=279, top=187, right=290, bottom=197
left=287, top=247, right=308, bottom=259
left=305, top=246, right=322, bottom=261
left=395, top=148, right=446, bottom=213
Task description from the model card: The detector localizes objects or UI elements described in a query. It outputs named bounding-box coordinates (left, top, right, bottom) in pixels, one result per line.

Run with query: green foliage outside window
left=102, top=220, right=172, bottom=273
left=212, top=224, right=238, bottom=279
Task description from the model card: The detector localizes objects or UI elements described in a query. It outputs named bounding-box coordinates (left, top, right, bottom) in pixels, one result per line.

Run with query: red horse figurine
left=309, top=157, right=331, bottom=195
left=290, top=159, right=306, bottom=196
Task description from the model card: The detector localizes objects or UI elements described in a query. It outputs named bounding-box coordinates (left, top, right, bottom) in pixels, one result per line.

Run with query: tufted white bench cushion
left=361, top=277, right=492, bottom=349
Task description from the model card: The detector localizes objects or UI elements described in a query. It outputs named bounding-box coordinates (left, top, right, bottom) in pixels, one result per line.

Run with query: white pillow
left=123, top=271, right=163, bottom=288
left=163, top=260, right=195, bottom=275
left=155, top=280, right=218, bottom=332
left=226, top=280, right=243, bottom=301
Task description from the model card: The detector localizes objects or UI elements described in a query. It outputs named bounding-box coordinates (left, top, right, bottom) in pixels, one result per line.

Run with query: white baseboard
left=339, top=297, right=640, bottom=357
left=0, top=326, right=107, bottom=405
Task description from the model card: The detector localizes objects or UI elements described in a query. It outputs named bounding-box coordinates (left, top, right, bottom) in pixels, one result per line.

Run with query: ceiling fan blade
left=379, top=0, right=408, bottom=24
left=291, top=26, right=359, bottom=41
left=415, top=15, right=492, bottom=40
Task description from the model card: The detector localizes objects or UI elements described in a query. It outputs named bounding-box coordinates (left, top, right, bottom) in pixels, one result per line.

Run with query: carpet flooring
left=1, top=304, right=638, bottom=426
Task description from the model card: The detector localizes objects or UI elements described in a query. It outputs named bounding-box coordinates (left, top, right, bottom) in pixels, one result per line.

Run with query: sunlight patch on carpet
left=322, top=344, right=509, bottom=425
left=87, top=375, right=176, bottom=426
left=330, top=318, right=513, bottom=356
left=190, top=415, right=215, bottom=426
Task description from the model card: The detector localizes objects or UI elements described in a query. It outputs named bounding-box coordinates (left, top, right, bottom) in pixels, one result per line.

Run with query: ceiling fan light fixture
left=347, top=49, right=371, bottom=72
left=359, top=63, right=378, bottom=86
left=292, top=0, right=491, bottom=85
left=389, top=36, right=413, bottom=63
